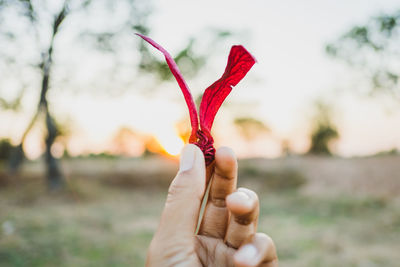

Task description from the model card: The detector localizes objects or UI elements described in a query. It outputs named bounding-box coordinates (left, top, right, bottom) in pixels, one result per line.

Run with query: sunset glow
left=1, top=0, right=400, bottom=159
left=156, top=133, right=185, bottom=157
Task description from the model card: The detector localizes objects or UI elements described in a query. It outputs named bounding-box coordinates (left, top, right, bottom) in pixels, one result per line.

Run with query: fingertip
left=233, top=244, right=259, bottom=267
left=190, top=144, right=206, bottom=164
left=234, top=233, right=277, bottom=267
left=179, top=144, right=204, bottom=173
left=226, top=189, right=258, bottom=215
left=181, top=144, right=203, bottom=157
left=237, top=188, right=259, bottom=202
left=215, top=146, right=237, bottom=176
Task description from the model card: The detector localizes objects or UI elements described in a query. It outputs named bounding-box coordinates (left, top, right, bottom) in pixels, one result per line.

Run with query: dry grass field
left=1, top=155, right=400, bottom=266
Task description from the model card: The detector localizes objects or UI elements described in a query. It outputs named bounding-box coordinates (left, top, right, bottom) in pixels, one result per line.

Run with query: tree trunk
left=8, top=144, right=24, bottom=174
left=8, top=2, right=68, bottom=190
left=45, top=109, right=64, bottom=190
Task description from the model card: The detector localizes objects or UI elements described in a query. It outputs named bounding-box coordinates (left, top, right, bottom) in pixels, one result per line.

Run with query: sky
left=149, top=0, right=400, bottom=157
left=1, top=0, right=400, bottom=159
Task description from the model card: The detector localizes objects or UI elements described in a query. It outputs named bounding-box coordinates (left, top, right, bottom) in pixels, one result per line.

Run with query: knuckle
left=235, top=213, right=256, bottom=225
left=214, top=169, right=234, bottom=180
left=167, top=179, right=186, bottom=198
left=176, top=168, right=193, bottom=178
left=167, top=171, right=202, bottom=200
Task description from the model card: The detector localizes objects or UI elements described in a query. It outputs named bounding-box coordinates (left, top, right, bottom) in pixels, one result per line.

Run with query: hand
left=146, top=144, right=278, bottom=267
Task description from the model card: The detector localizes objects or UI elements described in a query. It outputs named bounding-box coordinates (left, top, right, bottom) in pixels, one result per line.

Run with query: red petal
left=136, top=33, right=199, bottom=142
left=199, top=45, right=256, bottom=135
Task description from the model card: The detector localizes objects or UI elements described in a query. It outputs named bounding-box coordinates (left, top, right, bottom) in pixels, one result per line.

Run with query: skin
left=146, top=144, right=278, bottom=267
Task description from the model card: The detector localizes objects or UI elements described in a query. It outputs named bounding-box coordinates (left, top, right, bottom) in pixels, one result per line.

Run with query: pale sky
left=1, top=0, right=400, bottom=158
left=149, top=0, right=400, bottom=157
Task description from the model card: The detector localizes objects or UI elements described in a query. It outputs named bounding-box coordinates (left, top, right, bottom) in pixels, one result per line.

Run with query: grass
left=258, top=192, right=399, bottom=266
left=1, top=156, right=400, bottom=266
left=0, top=178, right=164, bottom=267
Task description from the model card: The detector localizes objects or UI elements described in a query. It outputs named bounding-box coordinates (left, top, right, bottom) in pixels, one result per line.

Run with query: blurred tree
left=326, top=10, right=400, bottom=100
left=3, top=1, right=71, bottom=189
left=138, top=28, right=234, bottom=84
left=0, top=0, right=237, bottom=190
left=307, top=101, right=339, bottom=155
left=0, top=0, right=152, bottom=189
left=281, top=139, right=291, bottom=157
left=0, top=139, right=13, bottom=162
left=234, top=117, right=269, bottom=141
left=0, top=89, right=23, bottom=111
left=143, top=135, right=164, bottom=156
left=110, top=127, right=145, bottom=157
left=139, top=37, right=206, bottom=81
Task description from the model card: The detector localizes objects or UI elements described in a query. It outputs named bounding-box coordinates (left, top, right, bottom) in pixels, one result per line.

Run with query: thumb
left=156, top=144, right=206, bottom=240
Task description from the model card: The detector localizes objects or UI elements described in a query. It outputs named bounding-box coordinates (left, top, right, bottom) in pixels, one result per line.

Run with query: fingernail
left=234, top=244, right=258, bottom=265
left=226, top=191, right=251, bottom=209
left=179, top=145, right=196, bottom=172
left=235, top=191, right=250, bottom=200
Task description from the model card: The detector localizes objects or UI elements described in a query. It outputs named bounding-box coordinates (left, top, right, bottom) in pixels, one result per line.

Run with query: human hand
left=146, top=144, right=278, bottom=267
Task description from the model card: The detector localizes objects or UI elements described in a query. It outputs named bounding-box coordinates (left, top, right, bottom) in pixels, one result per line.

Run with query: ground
left=0, top=155, right=399, bottom=266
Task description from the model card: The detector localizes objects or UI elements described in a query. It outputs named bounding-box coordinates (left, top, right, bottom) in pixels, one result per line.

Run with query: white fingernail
left=235, top=191, right=250, bottom=200
left=234, top=244, right=258, bottom=264
left=179, top=145, right=196, bottom=172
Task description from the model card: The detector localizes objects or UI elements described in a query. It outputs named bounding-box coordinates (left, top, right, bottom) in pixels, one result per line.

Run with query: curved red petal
left=199, top=45, right=256, bottom=135
left=136, top=33, right=199, bottom=142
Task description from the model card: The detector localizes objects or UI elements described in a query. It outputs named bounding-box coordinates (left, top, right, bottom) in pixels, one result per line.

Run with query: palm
left=195, top=235, right=236, bottom=266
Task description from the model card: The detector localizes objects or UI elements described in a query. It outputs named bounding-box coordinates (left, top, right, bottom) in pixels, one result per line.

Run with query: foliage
left=0, top=139, right=13, bottom=161
left=139, top=38, right=206, bottom=81
left=137, top=29, right=234, bottom=84
left=0, top=0, right=153, bottom=188
left=307, top=101, right=339, bottom=155
left=234, top=117, right=269, bottom=140
left=326, top=10, right=400, bottom=100
left=0, top=89, right=23, bottom=111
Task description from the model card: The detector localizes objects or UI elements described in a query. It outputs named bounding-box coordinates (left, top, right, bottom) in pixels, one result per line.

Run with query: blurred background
left=1, top=0, right=400, bottom=266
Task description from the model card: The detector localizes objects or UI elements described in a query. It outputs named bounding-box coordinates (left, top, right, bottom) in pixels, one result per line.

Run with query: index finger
left=199, top=147, right=238, bottom=238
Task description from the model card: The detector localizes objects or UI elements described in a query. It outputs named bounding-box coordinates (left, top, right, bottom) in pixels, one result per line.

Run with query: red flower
left=137, top=34, right=256, bottom=165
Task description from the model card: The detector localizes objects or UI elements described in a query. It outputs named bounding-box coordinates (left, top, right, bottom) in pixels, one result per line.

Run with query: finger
left=199, top=147, right=238, bottom=238
left=234, top=233, right=278, bottom=267
left=154, top=144, right=206, bottom=243
left=225, top=188, right=259, bottom=248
